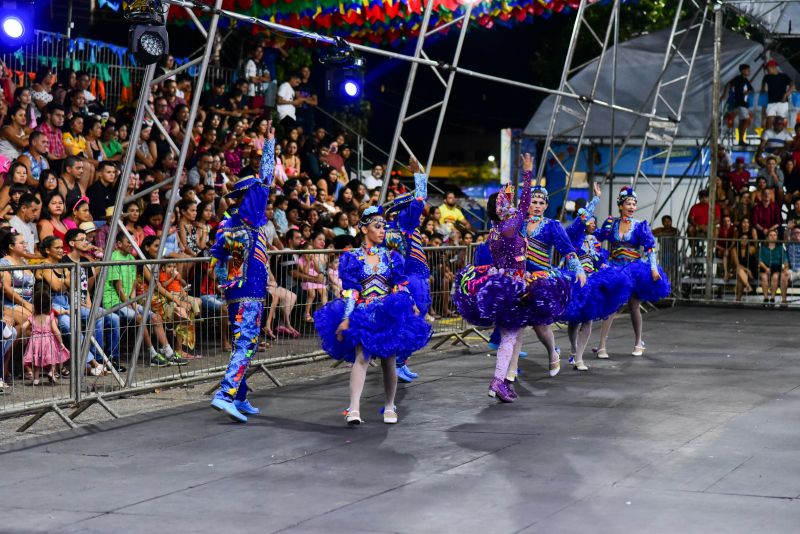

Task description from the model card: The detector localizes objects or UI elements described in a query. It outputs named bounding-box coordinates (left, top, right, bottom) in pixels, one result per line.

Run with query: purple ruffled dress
left=453, top=172, right=534, bottom=329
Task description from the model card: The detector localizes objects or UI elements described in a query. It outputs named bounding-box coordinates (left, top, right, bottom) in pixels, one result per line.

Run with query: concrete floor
left=1, top=306, right=799, bottom=534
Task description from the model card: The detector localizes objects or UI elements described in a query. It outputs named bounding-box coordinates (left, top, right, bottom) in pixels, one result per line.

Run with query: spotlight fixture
left=124, top=0, right=169, bottom=65
left=320, top=36, right=364, bottom=68
left=0, top=1, right=34, bottom=54
left=321, top=37, right=366, bottom=108
left=343, top=80, right=361, bottom=98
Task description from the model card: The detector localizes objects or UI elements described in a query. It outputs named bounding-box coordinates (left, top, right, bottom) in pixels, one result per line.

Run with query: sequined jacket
left=565, top=196, right=608, bottom=273
left=522, top=216, right=582, bottom=277
left=488, top=170, right=532, bottom=270
left=384, top=173, right=430, bottom=278
left=209, top=139, right=275, bottom=303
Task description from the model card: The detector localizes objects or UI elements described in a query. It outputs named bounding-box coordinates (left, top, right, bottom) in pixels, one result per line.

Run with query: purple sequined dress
left=453, top=172, right=534, bottom=329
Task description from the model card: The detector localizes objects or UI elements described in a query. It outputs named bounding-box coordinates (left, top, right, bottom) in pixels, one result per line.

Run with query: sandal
left=304, top=315, right=314, bottom=323
left=262, top=328, right=277, bottom=341
left=345, top=410, right=363, bottom=426
left=59, top=367, right=70, bottom=378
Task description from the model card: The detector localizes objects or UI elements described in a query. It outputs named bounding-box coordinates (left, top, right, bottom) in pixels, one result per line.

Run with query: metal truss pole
left=381, top=0, right=435, bottom=202
left=535, top=0, right=594, bottom=184
left=81, top=0, right=224, bottom=383
left=706, top=3, right=722, bottom=300
left=535, top=0, right=621, bottom=220
left=630, top=1, right=709, bottom=217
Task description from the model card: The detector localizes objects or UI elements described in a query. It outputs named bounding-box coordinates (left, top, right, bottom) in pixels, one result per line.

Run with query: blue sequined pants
left=216, top=300, right=263, bottom=402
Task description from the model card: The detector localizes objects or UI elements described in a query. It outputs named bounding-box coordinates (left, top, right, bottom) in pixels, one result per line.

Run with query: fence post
left=69, top=263, right=81, bottom=403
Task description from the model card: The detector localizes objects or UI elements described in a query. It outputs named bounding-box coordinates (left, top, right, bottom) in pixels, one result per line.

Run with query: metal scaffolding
left=534, top=0, right=711, bottom=219
left=534, top=0, right=623, bottom=207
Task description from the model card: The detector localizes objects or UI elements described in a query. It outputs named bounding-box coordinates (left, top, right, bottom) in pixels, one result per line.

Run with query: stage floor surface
left=2, top=307, right=799, bottom=533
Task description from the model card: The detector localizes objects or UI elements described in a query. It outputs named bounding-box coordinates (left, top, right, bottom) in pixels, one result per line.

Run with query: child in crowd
left=300, top=231, right=329, bottom=322
left=22, top=291, right=69, bottom=385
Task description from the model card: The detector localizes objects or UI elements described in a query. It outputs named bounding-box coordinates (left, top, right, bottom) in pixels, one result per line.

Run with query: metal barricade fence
left=0, top=261, right=79, bottom=423
left=664, top=235, right=800, bottom=307
left=0, top=245, right=484, bottom=424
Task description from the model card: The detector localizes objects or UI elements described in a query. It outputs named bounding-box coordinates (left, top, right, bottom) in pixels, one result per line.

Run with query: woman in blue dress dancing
left=593, top=186, right=671, bottom=358
left=314, top=206, right=432, bottom=425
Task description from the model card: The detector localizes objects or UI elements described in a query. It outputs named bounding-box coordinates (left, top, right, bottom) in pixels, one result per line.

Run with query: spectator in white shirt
left=277, top=72, right=304, bottom=132
left=8, top=193, right=42, bottom=259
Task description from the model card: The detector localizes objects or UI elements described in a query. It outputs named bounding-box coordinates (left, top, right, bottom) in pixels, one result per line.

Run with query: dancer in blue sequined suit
left=208, top=123, right=276, bottom=423
left=384, top=158, right=431, bottom=384
left=314, top=206, right=432, bottom=425
left=560, top=184, right=631, bottom=371
left=518, top=184, right=585, bottom=378
left=593, top=186, right=671, bottom=359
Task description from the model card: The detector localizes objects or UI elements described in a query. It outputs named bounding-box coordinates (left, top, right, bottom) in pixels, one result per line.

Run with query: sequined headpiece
left=532, top=185, right=549, bottom=202
left=617, top=186, right=637, bottom=206
left=358, top=205, right=384, bottom=228
left=496, top=184, right=516, bottom=219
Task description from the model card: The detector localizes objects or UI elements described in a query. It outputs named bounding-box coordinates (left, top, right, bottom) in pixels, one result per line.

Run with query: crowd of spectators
left=0, top=45, right=479, bottom=390
left=683, top=103, right=800, bottom=304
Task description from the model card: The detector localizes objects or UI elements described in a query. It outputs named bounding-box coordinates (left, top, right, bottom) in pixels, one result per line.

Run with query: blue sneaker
left=397, top=365, right=416, bottom=383
left=211, top=396, right=247, bottom=423
left=519, top=350, right=527, bottom=358
left=402, top=365, right=418, bottom=379
left=234, top=399, right=261, bottom=415
left=488, top=342, right=499, bottom=350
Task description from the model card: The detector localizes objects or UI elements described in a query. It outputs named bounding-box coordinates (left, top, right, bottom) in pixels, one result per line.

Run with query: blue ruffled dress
left=314, top=247, right=432, bottom=362
left=558, top=198, right=632, bottom=324
left=595, top=217, right=671, bottom=303
left=520, top=217, right=579, bottom=325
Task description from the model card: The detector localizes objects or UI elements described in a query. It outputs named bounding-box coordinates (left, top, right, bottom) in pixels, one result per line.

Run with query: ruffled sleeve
left=634, top=220, right=659, bottom=270
left=547, top=220, right=582, bottom=277
left=594, top=216, right=615, bottom=242
left=338, top=251, right=361, bottom=318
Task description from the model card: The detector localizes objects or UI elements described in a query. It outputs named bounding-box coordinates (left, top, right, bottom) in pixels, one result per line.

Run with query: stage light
left=0, top=1, right=34, bottom=53
left=2, top=17, right=24, bottom=39
left=343, top=80, right=360, bottom=98
left=125, top=0, right=169, bottom=65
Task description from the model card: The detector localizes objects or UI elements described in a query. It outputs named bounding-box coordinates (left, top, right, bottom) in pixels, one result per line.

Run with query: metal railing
left=663, top=235, right=800, bottom=307
left=0, top=245, right=484, bottom=429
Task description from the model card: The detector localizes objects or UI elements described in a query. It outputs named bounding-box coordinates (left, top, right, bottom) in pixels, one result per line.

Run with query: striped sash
left=611, top=243, right=641, bottom=262
left=526, top=237, right=551, bottom=269
left=578, top=253, right=596, bottom=274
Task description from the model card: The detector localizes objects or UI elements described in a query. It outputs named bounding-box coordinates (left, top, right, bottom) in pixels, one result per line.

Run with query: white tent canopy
left=525, top=25, right=799, bottom=141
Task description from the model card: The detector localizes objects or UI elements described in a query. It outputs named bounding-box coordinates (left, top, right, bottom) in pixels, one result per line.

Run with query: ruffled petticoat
left=453, top=265, right=572, bottom=328
left=559, top=266, right=632, bottom=324
left=314, top=291, right=432, bottom=363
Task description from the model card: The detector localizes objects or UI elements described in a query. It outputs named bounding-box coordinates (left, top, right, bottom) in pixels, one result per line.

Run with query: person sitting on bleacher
left=786, top=226, right=800, bottom=290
